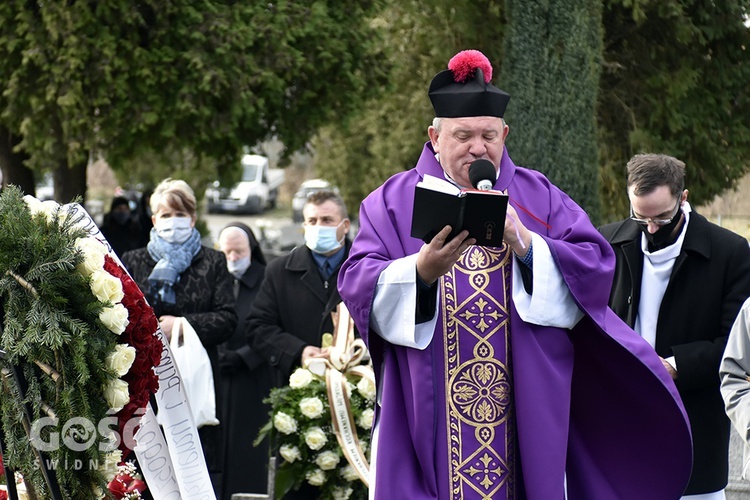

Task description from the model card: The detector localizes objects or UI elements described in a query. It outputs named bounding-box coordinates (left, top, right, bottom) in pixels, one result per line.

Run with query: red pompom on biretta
left=448, top=50, right=493, bottom=83
left=428, top=49, right=509, bottom=118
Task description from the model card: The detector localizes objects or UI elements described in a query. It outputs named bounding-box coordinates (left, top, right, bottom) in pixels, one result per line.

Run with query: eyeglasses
left=630, top=198, right=681, bottom=226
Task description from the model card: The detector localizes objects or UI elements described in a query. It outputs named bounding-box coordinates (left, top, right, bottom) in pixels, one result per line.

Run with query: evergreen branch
left=34, top=360, right=61, bottom=384
left=40, top=402, right=56, bottom=420
left=5, top=270, right=38, bottom=297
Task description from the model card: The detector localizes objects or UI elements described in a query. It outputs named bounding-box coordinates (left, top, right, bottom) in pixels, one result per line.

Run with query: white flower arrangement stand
left=230, top=456, right=276, bottom=500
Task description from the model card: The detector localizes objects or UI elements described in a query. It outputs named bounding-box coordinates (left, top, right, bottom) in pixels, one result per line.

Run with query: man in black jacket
left=246, top=190, right=351, bottom=499
left=599, top=153, right=750, bottom=498
left=247, top=190, right=351, bottom=380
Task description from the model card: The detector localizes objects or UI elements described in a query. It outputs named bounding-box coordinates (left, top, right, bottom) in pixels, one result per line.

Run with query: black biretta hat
left=428, top=50, right=510, bottom=118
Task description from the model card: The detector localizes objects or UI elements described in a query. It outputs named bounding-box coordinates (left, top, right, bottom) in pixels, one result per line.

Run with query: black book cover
left=410, top=183, right=508, bottom=247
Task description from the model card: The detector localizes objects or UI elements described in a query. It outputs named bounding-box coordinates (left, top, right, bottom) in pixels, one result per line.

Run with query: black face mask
left=112, top=211, right=131, bottom=226
left=637, top=212, right=684, bottom=251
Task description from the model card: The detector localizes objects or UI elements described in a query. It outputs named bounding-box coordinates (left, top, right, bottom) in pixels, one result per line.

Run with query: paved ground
left=729, top=430, right=750, bottom=499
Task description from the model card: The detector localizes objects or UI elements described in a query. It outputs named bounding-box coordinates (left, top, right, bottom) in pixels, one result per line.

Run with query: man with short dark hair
left=600, top=153, right=750, bottom=499
left=247, top=189, right=351, bottom=383
left=247, top=190, right=352, bottom=499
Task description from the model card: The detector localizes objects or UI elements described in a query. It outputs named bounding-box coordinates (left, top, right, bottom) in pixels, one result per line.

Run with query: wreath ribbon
left=304, top=304, right=373, bottom=487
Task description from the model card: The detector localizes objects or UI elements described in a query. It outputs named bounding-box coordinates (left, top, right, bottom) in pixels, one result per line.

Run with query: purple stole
left=439, top=245, right=516, bottom=499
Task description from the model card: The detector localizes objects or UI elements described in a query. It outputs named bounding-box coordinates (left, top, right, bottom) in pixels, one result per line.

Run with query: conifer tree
left=500, top=0, right=603, bottom=222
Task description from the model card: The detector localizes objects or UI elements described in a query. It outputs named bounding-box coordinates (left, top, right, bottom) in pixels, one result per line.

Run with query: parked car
left=206, top=154, right=285, bottom=214
left=291, top=179, right=338, bottom=222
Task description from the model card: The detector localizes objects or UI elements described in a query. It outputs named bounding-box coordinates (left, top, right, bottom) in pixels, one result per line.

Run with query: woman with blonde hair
left=122, top=178, right=236, bottom=495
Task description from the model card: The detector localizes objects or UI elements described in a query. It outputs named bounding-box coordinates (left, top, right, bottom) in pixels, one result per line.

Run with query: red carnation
left=0, top=452, right=4, bottom=477
left=108, top=476, right=128, bottom=498
left=127, top=478, right=147, bottom=495
left=0, top=490, right=7, bottom=500
left=108, top=468, right=147, bottom=499
left=448, top=49, right=492, bottom=83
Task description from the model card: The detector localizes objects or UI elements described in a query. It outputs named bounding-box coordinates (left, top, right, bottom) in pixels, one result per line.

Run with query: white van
left=206, top=155, right=285, bottom=214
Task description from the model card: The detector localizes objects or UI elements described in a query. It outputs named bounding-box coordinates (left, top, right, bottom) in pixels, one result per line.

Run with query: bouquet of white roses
left=257, top=358, right=376, bottom=500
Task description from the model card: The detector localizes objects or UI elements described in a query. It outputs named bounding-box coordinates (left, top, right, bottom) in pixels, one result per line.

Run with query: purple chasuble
left=338, top=143, right=693, bottom=500
left=438, top=245, right=517, bottom=498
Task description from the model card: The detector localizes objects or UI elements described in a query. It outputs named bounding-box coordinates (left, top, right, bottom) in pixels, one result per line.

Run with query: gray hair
left=432, top=116, right=505, bottom=132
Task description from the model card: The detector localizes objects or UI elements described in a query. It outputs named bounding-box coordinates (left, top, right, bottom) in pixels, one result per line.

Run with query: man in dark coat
left=216, top=222, right=272, bottom=498
left=100, top=196, right=143, bottom=259
left=247, top=190, right=351, bottom=499
left=599, top=153, right=750, bottom=498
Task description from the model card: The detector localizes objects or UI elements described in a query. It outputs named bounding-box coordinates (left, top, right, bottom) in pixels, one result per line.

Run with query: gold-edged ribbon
left=304, top=304, right=373, bottom=487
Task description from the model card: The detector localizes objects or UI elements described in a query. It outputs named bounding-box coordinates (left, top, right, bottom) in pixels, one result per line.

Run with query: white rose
left=289, top=368, right=313, bottom=389
left=106, top=344, right=136, bottom=377
left=304, top=426, right=328, bottom=450
left=90, top=269, right=124, bottom=304
left=315, top=450, right=340, bottom=471
left=98, top=449, right=123, bottom=481
left=299, top=397, right=325, bottom=419
left=273, top=412, right=298, bottom=435
left=75, top=237, right=107, bottom=276
left=24, top=196, right=59, bottom=222
left=104, top=379, right=130, bottom=412
left=305, top=468, right=326, bottom=486
left=332, top=486, right=354, bottom=500
left=340, top=464, right=360, bottom=482
left=279, top=444, right=301, bottom=463
left=40, top=200, right=60, bottom=216
left=357, top=377, right=376, bottom=401
left=23, top=195, right=43, bottom=213
left=100, top=304, right=129, bottom=335
left=357, top=408, right=374, bottom=430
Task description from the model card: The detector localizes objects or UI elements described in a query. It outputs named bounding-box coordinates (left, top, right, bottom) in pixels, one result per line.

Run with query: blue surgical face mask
left=155, top=216, right=193, bottom=244
left=304, top=222, right=344, bottom=254
left=227, top=255, right=251, bottom=277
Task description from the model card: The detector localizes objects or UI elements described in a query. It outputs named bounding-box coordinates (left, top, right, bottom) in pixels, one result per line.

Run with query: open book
left=410, top=174, right=509, bottom=247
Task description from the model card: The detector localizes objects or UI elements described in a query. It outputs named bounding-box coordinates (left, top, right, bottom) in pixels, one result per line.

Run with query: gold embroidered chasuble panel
left=441, top=245, right=516, bottom=499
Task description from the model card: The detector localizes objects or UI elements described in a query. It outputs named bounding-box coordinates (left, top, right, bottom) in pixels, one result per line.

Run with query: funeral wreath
left=0, top=187, right=161, bottom=499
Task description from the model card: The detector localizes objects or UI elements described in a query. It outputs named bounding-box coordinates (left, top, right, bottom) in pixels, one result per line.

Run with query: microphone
left=469, top=159, right=496, bottom=191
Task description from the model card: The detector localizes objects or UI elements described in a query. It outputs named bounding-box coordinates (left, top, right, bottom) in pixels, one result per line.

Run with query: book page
left=416, top=174, right=461, bottom=196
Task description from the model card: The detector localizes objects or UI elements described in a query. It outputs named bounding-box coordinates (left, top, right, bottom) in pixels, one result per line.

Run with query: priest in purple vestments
left=337, top=49, right=693, bottom=500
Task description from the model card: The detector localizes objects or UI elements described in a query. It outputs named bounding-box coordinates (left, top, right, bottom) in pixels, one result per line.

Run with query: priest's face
left=428, top=116, right=509, bottom=188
